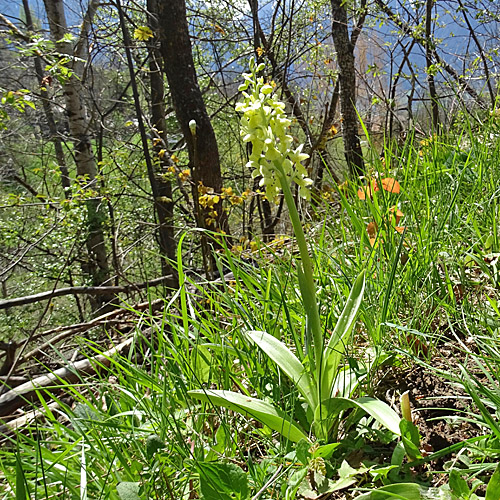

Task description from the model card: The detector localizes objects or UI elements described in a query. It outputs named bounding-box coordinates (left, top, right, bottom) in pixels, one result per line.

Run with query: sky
left=0, top=0, right=85, bottom=27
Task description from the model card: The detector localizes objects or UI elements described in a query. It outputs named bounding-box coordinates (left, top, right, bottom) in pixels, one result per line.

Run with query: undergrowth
left=1, top=112, right=500, bottom=499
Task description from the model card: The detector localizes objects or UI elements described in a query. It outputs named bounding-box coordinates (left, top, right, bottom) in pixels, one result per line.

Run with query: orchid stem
left=275, top=164, right=323, bottom=370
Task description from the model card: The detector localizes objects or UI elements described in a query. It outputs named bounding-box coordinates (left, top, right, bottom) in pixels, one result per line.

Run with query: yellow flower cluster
left=221, top=186, right=251, bottom=206
left=133, top=26, right=153, bottom=41
left=198, top=183, right=219, bottom=226
left=419, top=134, right=437, bottom=156
left=236, top=58, right=312, bottom=200
left=231, top=236, right=259, bottom=255
left=198, top=183, right=251, bottom=226
left=179, top=169, right=190, bottom=182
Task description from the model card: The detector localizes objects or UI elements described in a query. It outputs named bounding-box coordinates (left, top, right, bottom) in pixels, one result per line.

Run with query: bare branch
left=0, top=275, right=176, bottom=310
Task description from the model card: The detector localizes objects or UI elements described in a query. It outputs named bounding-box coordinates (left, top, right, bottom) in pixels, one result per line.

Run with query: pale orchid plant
left=189, top=59, right=400, bottom=443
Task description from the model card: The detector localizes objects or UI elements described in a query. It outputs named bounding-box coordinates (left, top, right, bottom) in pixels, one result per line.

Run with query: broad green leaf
left=369, top=464, right=400, bottom=481
left=295, top=438, right=311, bottom=465
left=198, top=462, right=249, bottom=500
left=191, top=345, right=212, bottom=384
left=316, top=396, right=401, bottom=436
left=331, top=367, right=362, bottom=398
left=246, top=330, right=316, bottom=408
left=449, top=470, right=470, bottom=499
left=400, top=420, right=422, bottom=461
left=391, top=441, right=405, bottom=467
left=188, top=389, right=309, bottom=443
left=486, top=463, right=500, bottom=500
left=117, top=482, right=141, bottom=500
left=321, top=271, right=365, bottom=402
left=356, top=483, right=421, bottom=499
left=313, top=442, right=341, bottom=459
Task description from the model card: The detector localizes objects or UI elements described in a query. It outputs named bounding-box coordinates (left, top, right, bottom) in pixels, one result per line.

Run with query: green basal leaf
left=198, top=462, right=249, bottom=500
left=449, top=470, right=470, bottom=499
left=331, top=367, right=362, bottom=398
left=321, top=271, right=365, bottom=402
left=400, top=420, right=422, bottom=461
left=188, top=389, right=310, bottom=443
left=117, top=482, right=141, bottom=500
left=315, top=396, right=401, bottom=436
left=246, top=330, right=316, bottom=409
left=486, top=462, right=500, bottom=500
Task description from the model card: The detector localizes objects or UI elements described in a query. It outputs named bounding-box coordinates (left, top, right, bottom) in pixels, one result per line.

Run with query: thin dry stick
left=0, top=336, right=134, bottom=418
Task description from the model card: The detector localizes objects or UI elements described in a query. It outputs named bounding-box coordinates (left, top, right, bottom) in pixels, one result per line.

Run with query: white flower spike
left=236, top=58, right=312, bottom=200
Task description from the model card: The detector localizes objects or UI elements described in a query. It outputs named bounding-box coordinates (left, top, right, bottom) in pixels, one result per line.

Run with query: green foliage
left=189, top=63, right=400, bottom=445
left=198, top=462, right=248, bottom=500
left=2, top=7, right=500, bottom=497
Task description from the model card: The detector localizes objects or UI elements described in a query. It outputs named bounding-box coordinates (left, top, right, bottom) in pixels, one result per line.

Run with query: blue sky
left=0, top=0, right=45, bottom=21
left=0, top=0, right=84, bottom=26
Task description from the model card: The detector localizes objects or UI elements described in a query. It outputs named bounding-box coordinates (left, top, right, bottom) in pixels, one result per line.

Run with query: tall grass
left=1, top=114, right=500, bottom=498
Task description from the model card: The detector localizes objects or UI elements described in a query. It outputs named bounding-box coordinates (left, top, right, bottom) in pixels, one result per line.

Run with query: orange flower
left=367, top=221, right=378, bottom=238
left=357, top=179, right=378, bottom=200
left=357, top=177, right=400, bottom=200
left=389, top=206, right=404, bottom=225
left=381, top=177, right=400, bottom=194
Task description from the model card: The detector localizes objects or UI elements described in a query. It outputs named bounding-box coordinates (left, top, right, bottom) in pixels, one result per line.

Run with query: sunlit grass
left=1, top=115, right=500, bottom=498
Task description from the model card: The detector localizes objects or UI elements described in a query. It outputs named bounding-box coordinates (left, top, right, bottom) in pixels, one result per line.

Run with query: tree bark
left=330, top=0, right=365, bottom=178
left=147, top=0, right=178, bottom=277
left=156, top=0, right=229, bottom=239
left=425, top=0, right=440, bottom=131
left=22, top=0, right=71, bottom=195
left=115, top=0, right=177, bottom=283
left=42, top=0, right=111, bottom=309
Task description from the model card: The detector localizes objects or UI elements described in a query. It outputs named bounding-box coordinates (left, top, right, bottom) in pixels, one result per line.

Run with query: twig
left=0, top=401, right=62, bottom=437
left=0, top=275, right=176, bottom=310
left=0, top=336, right=134, bottom=418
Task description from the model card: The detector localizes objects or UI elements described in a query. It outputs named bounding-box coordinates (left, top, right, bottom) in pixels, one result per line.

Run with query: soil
left=377, top=340, right=485, bottom=477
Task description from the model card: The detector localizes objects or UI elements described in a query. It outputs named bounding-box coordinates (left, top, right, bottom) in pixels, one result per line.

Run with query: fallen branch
left=0, top=401, right=63, bottom=437
left=0, top=336, right=134, bottom=418
left=0, top=275, right=176, bottom=310
left=0, top=376, right=28, bottom=388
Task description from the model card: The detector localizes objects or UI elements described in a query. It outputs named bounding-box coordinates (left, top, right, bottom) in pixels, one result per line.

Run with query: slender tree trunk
left=147, top=0, right=178, bottom=279
left=156, top=0, right=229, bottom=241
left=116, top=0, right=177, bottom=286
left=375, top=0, right=486, bottom=110
left=425, top=0, right=440, bottom=131
left=457, top=0, right=495, bottom=108
left=43, top=0, right=111, bottom=309
left=22, top=0, right=71, bottom=195
left=330, top=0, right=365, bottom=178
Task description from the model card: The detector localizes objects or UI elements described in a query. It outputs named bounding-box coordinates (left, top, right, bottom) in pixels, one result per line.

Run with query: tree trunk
left=22, top=0, right=71, bottom=195
left=330, top=0, right=365, bottom=178
left=42, top=0, right=111, bottom=309
left=156, top=0, right=228, bottom=240
left=116, top=0, right=177, bottom=285
left=425, top=0, right=440, bottom=131
left=147, top=0, right=178, bottom=278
